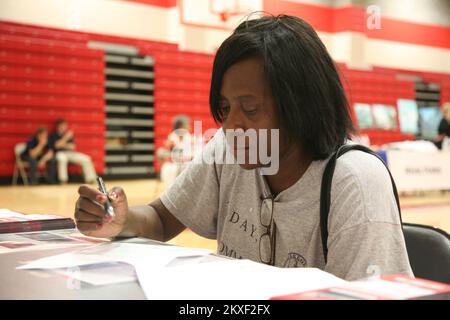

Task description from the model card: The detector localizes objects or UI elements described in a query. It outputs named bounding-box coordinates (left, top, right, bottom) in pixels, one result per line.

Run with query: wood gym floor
left=1, top=179, right=449, bottom=252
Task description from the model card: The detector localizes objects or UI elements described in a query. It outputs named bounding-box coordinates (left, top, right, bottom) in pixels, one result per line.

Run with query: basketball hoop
left=180, top=0, right=262, bottom=28
left=219, top=11, right=231, bottom=22
left=210, top=0, right=245, bottom=23
left=217, top=9, right=245, bottom=23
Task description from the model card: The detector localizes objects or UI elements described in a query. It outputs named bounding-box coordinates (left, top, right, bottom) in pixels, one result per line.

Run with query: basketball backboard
left=180, top=0, right=263, bottom=30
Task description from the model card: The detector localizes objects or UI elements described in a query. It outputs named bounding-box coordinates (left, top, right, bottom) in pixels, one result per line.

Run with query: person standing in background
left=437, top=103, right=450, bottom=150
left=49, top=119, right=97, bottom=184
left=21, top=127, right=57, bottom=185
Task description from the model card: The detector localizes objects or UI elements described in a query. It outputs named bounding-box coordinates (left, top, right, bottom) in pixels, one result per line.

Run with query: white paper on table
left=54, top=261, right=138, bottom=286
left=17, top=248, right=113, bottom=269
left=0, top=230, right=106, bottom=254
left=136, top=259, right=347, bottom=300
left=18, top=242, right=212, bottom=271
left=0, top=208, right=70, bottom=221
left=54, top=255, right=225, bottom=286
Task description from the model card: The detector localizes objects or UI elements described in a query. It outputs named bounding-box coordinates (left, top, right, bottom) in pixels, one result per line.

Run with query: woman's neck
left=264, top=145, right=312, bottom=196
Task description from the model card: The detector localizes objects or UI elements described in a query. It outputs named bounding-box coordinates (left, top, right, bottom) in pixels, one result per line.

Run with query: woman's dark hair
left=210, top=14, right=354, bottom=160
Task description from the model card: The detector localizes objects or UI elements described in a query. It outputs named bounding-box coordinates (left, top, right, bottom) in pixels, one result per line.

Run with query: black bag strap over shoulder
left=319, top=144, right=402, bottom=263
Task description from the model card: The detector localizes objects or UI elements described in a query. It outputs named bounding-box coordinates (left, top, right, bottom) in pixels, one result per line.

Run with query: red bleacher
left=0, top=20, right=216, bottom=177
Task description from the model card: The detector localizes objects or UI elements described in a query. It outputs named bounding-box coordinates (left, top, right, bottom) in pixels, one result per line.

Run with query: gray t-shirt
left=160, top=131, right=413, bottom=281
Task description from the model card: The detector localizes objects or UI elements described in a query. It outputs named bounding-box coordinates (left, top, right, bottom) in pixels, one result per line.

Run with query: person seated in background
left=436, top=103, right=450, bottom=150
left=49, top=119, right=97, bottom=184
left=21, top=127, right=57, bottom=185
left=156, top=115, right=193, bottom=184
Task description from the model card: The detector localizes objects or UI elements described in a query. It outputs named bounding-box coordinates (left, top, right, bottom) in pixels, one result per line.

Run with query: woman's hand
left=75, top=185, right=129, bottom=238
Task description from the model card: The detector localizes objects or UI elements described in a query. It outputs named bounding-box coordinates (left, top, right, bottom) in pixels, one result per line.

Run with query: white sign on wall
left=387, top=150, right=450, bottom=192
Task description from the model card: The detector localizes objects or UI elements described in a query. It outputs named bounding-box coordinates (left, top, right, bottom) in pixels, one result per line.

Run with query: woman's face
left=219, top=57, right=291, bottom=170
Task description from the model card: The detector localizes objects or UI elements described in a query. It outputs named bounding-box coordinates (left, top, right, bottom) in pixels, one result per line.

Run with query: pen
left=97, top=176, right=115, bottom=218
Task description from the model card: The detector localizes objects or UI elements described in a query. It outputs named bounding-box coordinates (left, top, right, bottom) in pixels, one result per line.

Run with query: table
left=0, top=232, right=229, bottom=299
left=0, top=236, right=154, bottom=299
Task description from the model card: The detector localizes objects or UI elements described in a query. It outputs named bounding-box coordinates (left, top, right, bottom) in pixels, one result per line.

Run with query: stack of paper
left=18, top=242, right=213, bottom=286
left=0, top=229, right=106, bottom=254
left=0, top=208, right=75, bottom=233
left=19, top=241, right=346, bottom=299
left=135, top=259, right=347, bottom=300
left=271, top=274, right=450, bottom=300
left=19, top=242, right=212, bottom=268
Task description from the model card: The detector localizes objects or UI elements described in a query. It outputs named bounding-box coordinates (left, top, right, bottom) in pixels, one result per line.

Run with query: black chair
left=403, top=223, right=450, bottom=284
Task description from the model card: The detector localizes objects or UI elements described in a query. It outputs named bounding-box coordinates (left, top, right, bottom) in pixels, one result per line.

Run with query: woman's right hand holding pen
left=75, top=185, right=129, bottom=238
